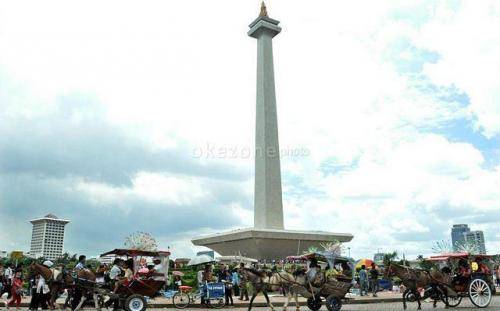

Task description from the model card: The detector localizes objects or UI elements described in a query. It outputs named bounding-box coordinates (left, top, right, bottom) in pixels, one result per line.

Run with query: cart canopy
left=100, top=248, right=170, bottom=257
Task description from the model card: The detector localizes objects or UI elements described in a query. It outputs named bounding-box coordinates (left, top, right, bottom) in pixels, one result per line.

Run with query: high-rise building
left=451, top=224, right=470, bottom=251
left=30, top=214, right=69, bottom=260
left=465, top=230, right=486, bottom=254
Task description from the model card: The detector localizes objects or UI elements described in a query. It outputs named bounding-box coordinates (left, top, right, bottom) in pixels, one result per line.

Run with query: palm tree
left=383, top=251, right=398, bottom=266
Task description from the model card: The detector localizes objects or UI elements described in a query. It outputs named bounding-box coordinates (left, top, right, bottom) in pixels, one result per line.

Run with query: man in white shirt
left=109, top=259, right=122, bottom=281
left=152, top=258, right=165, bottom=282
left=74, top=255, right=86, bottom=270
left=4, top=264, right=13, bottom=299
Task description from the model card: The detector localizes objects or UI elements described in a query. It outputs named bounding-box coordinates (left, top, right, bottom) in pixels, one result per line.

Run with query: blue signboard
left=206, top=282, right=225, bottom=299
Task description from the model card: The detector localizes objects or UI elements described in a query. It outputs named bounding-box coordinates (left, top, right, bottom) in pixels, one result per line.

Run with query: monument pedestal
left=192, top=228, right=353, bottom=260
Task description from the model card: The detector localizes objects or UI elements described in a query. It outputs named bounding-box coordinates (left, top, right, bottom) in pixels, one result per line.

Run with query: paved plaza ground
left=3, top=291, right=499, bottom=310
left=1, top=296, right=499, bottom=310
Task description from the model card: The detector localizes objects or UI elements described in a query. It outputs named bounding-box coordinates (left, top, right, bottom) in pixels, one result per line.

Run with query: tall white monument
left=192, top=3, right=353, bottom=259
left=251, top=3, right=284, bottom=230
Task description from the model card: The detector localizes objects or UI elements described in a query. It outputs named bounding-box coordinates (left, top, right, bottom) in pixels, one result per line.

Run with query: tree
left=320, top=240, right=343, bottom=257
left=383, top=251, right=398, bottom=266
left=416, top=255, right=435, bottom=270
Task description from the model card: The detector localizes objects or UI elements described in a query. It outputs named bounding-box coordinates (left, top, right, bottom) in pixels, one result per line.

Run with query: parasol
left=172, top=270, right=185, bottom=276
left=355, top=259, right=375, bottom=269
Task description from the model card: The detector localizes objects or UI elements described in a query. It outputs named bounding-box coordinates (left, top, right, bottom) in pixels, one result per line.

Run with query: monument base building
left=192, top=3, right=353, bottom=260
left=192, top=228, right=352, bottom=260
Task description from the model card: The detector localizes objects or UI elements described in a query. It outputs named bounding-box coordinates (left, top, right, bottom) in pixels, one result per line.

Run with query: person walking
left=358, top=265, right=368, bottom=296
left=5, top=271, right=23, bottom=310
left=238, top=263, right=249, bottom=301
left=369, top=263, right=379, bottom=297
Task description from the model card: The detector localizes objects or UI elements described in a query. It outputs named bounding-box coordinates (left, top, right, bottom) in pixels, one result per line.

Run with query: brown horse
left=241, top=268, right=307, bottom=311
left=384, top=262, right=448, bottom=310
left=28, top=263, right=98, bottom=310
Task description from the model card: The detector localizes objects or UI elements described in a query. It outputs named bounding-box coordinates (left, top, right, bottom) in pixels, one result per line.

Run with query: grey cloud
left=0, top=89, right=252, bottom=255
left=0, top=93, right=249, bottom=187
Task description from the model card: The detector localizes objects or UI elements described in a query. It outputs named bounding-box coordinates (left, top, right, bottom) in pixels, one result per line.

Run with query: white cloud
left=1, top=0, right=499, bottom=258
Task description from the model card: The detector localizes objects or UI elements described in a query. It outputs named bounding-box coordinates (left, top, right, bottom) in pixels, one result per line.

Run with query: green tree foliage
left=383, top=251, right=398, bottom=266
left=416, top=255, right=436, bottom=270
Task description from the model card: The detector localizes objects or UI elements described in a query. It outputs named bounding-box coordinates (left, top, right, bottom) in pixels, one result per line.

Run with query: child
left=6, top=271, right=23, bottom=310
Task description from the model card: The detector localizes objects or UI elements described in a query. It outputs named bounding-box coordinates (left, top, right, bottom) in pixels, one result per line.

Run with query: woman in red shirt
left=6, top=271, right=23, bottom=310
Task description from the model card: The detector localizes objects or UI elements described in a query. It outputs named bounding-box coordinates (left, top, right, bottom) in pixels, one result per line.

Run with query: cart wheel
left=468, top=278, right=491, bottom=308
left=172, top=291, right=190, bottom=309
left=207, top=298, right=225, bottom=309
left=125, top=294, right=147, bottom=311
left=307, top=296, right=322, bottom=311
left=325, top=295, right=342, bottom=311
left=446, top=295, right=462, bottom=308
left=403, top=290, right=418, bottom=302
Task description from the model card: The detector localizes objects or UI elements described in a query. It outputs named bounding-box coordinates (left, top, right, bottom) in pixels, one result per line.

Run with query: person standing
left=104, top=259, right=122, bottom=310
left=72, top=255, right=86, bottom=311
left=74, top=255, right=86, bottom=271
left=358, top=265, right=368, bottom=296
left=5, top=271, right=23, bottom=310
left=369, top=263, right=379, bottom=297
left=152, top=258, right=166, bottom=282
left=199, top=265, right=212, bottom=307
left=223, top=270, right=233, bottom=307
left=238, top=263, right=249, bottom=301
left=231, top=268, right=240, bottom=297
left=3, top=264, right=13, bottom=300
left=495, top=266, right=500, bottom=286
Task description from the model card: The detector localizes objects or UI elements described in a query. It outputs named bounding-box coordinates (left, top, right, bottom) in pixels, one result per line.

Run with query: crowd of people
left=0, top=254, right=168, bottom=311
left=1, top=254, right=499, bottom=310
left=194, top=262, right=249, bottom=307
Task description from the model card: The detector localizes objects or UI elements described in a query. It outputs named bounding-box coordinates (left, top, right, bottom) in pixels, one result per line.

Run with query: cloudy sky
left=1, top=0, right=499, bottom=259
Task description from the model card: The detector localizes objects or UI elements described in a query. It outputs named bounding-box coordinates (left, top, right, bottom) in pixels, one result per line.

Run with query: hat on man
left=43, top=260, right=54, bottom=268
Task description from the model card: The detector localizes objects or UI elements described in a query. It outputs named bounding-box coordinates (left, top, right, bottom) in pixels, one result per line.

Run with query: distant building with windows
left=373, top=253, right=385, bottom=265
left=30, top=214, right=69, bottom=260
left=451, top=224, right=470, bottom=251
left=465, top=230, right=486, bottom=254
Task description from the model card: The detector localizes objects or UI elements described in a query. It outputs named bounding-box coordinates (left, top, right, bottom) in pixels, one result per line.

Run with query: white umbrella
left=187, top=254, right=218, bottom=266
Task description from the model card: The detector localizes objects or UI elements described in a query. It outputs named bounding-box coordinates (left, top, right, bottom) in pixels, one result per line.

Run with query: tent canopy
left=100, top=248, right=170, bottom=258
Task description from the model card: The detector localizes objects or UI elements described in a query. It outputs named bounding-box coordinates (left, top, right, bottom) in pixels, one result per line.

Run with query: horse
left=0, top=274, right=11, bottom=299
left=239, top=268, right=275, bottom=311
left=241, top=267, right=307, bottom=311
left=384, top=262, right=449, bottom=310
left=28, top=263, right=99, bottom=311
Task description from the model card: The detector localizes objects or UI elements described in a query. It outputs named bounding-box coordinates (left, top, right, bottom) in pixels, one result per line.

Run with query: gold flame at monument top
left=259, top=1, right=268, bottom=17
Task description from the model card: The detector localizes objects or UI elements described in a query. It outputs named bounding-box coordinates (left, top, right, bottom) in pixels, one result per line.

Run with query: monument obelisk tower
left=192, top=2, right=353, bottom=259
left=250, top=2, right=284, bottom=230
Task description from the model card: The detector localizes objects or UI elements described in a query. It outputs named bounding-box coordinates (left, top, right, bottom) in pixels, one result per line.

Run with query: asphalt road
left=177, top=295, right=498, bottom=310
left=3, top=296, right=499, bottom=311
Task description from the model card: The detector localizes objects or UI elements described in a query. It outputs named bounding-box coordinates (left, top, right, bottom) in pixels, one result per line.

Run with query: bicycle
left=172, top=282, right=225, bottom=309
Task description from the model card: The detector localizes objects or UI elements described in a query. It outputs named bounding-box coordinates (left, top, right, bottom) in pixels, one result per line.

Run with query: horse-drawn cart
left=99, top=248, right=170, bottom=311
left=286, top=252, right=355, bottom=311
left=427, top=252, right=496, bottom=308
